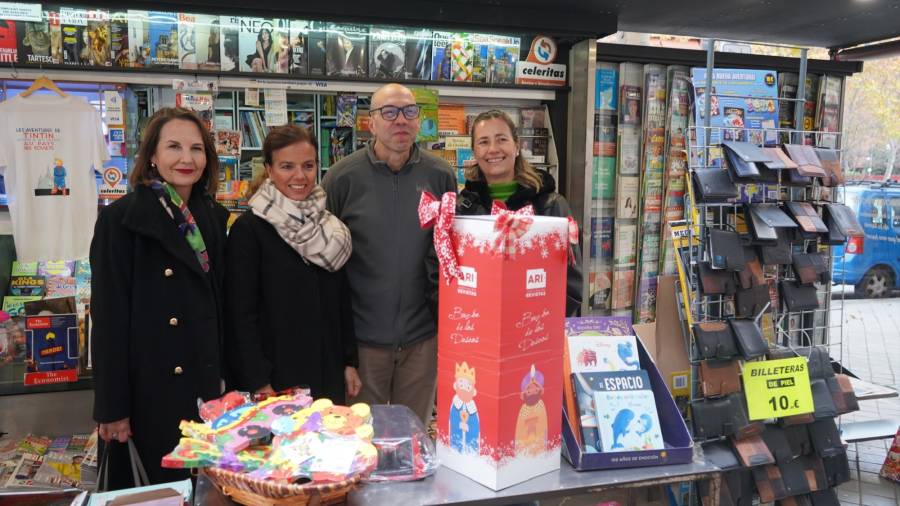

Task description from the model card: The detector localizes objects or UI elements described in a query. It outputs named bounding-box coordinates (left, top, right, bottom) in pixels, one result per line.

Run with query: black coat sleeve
left=546, top=195, right=584, bottom=316
left=339, top=270, right=358, bottom=368
left=90, top=207, right=135, bottom=423
left=224, top=217, right=273, bottom=392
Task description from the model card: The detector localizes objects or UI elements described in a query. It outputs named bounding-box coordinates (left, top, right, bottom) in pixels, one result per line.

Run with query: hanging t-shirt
left=0, top=94, right=108, bottom=261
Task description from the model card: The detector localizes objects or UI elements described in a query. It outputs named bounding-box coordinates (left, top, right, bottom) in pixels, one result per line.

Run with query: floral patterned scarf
left=149, top=180, right=210, bottom=273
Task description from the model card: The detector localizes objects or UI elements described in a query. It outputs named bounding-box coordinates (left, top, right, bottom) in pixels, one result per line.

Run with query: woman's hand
left=99, top=418, right=131, bottom=443
left=345, top=367, right=362, bottom=399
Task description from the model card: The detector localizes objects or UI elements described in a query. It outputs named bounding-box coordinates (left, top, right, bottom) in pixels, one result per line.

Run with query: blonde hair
left=465, top=110, right=543, bottom=191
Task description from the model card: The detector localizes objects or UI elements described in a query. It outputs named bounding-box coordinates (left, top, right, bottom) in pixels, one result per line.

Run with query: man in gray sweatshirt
left=323, top=83, right=456, bottom=423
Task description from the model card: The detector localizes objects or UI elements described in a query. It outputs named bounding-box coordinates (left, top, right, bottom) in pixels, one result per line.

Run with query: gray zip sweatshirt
left=323, top=142, right=456, bottom=349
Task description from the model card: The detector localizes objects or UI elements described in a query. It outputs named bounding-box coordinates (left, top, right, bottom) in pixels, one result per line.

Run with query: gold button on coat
left=174, top=366, right=183, bottom=375
left=164, top=268, right=174, bottom=277
left=169, top=317, right=178, bottom=326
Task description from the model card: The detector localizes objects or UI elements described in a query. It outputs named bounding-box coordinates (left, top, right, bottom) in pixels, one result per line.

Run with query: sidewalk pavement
left=829, top=296, right=900, bottom=505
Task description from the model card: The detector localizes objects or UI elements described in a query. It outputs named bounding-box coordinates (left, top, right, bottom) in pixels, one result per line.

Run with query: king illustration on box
left=449, top=361, right=479, bottom=453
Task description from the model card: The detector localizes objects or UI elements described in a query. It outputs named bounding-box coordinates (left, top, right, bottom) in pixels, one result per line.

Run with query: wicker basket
left=204, top=467, right=362, bottom=506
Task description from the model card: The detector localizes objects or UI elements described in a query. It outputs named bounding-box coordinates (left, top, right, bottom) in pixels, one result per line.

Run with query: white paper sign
left=104, top=91, right=124, bottom=125
left=0, top=2, right=42, bottom=22
left=244, top=88, right=259, bottom=107
left=264, top=89, right=288, bottom=126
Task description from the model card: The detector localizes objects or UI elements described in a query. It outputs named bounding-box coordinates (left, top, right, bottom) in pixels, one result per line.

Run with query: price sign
left=742, top=357, right=814, bottom=420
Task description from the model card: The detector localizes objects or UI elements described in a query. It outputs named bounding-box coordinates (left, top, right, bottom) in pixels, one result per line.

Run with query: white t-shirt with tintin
left=0, top=94, right=108, bottom=261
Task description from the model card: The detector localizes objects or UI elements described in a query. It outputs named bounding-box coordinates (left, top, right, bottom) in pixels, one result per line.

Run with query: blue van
left=832, top=182, right=900, bottom=298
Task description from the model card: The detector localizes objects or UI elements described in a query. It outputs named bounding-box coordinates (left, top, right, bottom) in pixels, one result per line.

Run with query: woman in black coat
left=225, top=125, right=360, bottom=402
left=90, top=108, right=228, bottom=488
left=456, top=109, right=583, bottom=316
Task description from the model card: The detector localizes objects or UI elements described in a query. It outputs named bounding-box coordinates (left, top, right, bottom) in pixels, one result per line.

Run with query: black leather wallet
left=746, top=206, right=778, bottom=242
left=823, top=207, right=848, bottom=245
left=709, top=228, right=746, bottom=271
left=776, top=495, right=812, bottom=506
left=751, top=204, right=799, bottom=228
left=735, top=284, right=771, bottom=318
left=729, top=318, right=768, bottom=360
left=761, top=425, right=795, bottom=463
left=784, top=424, right=813, bottom=456
left=824, top=203, right=864, bottom=236
left=723, top=140, right=778, bottom=179
left=694, top=321, right=739, bottom=360
left=822, top=451, right=851, bottom=488
left=778, top=455, right=827, bottom=496
left=759, top=228, right=794, bottom=265
left=693, top=168, right=738, bottom=202
left=699, top=261, right=738, bottom=295
left=808, top=418, right=844, bottom=458
left=702, top=440, right=742, bottom=470
left=780, top=280, right=819, bottom=312
left=811, top=378, right=838, bottom=419
left=793, top=253, right=830, bottom=285
left=691, top=393, right=762, bottom=440
left=769, top=346, right=833, bottom=380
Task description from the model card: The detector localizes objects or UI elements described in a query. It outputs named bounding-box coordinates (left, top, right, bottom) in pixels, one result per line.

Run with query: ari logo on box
left=526, top=268, right=547, bottom=298
left=457, top=266, right=478, bottom=296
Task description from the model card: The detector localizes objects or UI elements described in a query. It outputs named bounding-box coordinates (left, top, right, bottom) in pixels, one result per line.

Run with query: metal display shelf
left=195, top=458, right=723, bottom=506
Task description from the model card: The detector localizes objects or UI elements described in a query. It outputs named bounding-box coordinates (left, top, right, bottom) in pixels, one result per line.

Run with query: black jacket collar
left=461, top=170, right=557, bottom=212
left=120, top=184, right=214, bottom=277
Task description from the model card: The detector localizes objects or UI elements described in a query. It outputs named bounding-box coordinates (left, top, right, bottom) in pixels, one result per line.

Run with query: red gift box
left=433, top=213, right=569, bottom=490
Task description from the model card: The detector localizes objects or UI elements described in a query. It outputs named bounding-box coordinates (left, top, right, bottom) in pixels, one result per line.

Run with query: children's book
left=592, top=370, right=664, bottom=452
left=2, top=296, right=41, bottom=317
left=567, top=334, right=641, bottom=373
left=9, top=275, right=45, bottom=297
left=38, top=261, right=75, bottom=277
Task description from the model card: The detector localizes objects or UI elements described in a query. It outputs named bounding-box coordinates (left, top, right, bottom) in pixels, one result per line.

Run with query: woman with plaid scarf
left=224, top=125, right=361, bottom=402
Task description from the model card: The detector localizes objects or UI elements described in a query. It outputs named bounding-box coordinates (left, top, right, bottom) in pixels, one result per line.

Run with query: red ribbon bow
left=490, top=201, right=535, bottom=257
left=418, top=191, right=461, bottom=282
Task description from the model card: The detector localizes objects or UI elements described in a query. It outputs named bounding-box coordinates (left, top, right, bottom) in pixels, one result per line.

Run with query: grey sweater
left=323, top=142, right=456, bottom=349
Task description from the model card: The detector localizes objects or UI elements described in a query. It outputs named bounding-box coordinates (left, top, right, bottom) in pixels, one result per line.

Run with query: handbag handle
left=97, top=437, right=151, bottom=491
left=128, top=439, right=151, bottom=487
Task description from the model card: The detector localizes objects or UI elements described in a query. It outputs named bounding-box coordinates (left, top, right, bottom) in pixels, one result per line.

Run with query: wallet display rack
left=676, top=40, right=858, bottom=506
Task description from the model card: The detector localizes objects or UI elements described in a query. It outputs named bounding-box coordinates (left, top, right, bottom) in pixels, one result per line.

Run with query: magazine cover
left=16, top=8, right=60, bottom=65
left=238, top=17, right=276, bottom=72
left=488, top=35, right=520, bottom=85
left=431, top=31, right=453, bottom=81
left=412, top=87, right=439, bottom=142
left=596, top=64, right=619, bottom=111
left=592, top=370, right=664, bottom=452
left=306, top=21, right=327, bottom=76
left=270, top=20, right=290, bottom=74
left=6, top=454, right=43, bottom=487
left=147, top=11, right=178, bottom=68
left=815, top=75, right=842, bottom=149
left=449, top=33, right=474, bottom=82
left=84, top=9, right=110, bottom=66
left=690, top=68, right=779, bottom=165
left=368, top=27, right=406, bottom=79
left=2, top=295, right=41, bottom=317
left=33, top=452, right=82, bottom=488
left=336, top=93, right=357, bottom=128
left=0, top=18, right=16, bottom=63
left=326, top=23, right=368, bottom=77
left=109, top=10, right=128, bottom=67
left=215, top=130, right=241, bottom=157
left=25, top=313, right=79, bottom=374
left=288, top=20, right=309, bottom=75
left=176, top=93, right=214, bottom=131
left=469, top=33, right=492, bottom=83
left=126, top=10, right=149, bottom=67
left=616, top=176, right=639, bottom=219
left=10, top=275, right=45, bottom=296
left=217, top=15, right=238, bottom=72
left=46, top=277, right=76, bottom=298
left=38, top=261, right=75, bottom=277
left=659, top=66, right=690, bottom=276
left=60, top=7, right=88, bottom=65
left=178, top=13, right=220, bottom=71
left=404, top=28, right=432, bottom=80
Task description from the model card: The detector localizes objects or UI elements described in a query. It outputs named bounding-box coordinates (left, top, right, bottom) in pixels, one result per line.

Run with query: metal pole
left=704, top=40, right=715, bottom=165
